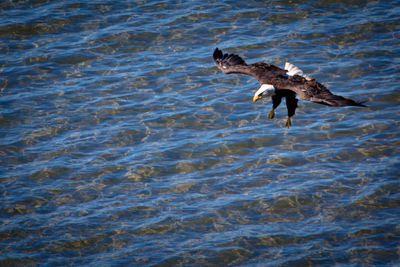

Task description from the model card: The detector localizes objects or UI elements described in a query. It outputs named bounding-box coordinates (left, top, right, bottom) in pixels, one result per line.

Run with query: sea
left=1, top=0, right=399, bottom=266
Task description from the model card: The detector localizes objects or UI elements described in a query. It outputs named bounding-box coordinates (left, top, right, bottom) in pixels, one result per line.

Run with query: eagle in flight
left=213, top=48, right=366, bottom=127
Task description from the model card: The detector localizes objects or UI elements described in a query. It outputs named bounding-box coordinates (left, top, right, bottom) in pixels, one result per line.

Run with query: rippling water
left=1, top=0, right=400, bottom=266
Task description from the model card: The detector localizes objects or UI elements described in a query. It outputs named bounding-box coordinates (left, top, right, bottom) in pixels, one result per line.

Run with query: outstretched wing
left=274, top=77, right=367, bottom=107
left=306, top=85, right=367, bottom=107
left=213, top=48, right=286, bottom=84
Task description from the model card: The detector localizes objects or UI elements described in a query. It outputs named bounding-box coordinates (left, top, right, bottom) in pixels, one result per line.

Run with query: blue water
left=1, top=0, right=399, bottom=266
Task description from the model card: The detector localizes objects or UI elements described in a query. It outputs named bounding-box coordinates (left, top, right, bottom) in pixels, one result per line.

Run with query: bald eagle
left=213, top=48, right=366, bottom=127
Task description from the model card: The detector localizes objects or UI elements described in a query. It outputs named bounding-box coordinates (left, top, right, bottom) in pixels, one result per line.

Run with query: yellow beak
left=253, top=95, right=262, bottom=103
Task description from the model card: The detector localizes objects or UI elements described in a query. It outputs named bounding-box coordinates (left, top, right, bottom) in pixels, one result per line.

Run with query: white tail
left=285, top=62, right=312, bottom=80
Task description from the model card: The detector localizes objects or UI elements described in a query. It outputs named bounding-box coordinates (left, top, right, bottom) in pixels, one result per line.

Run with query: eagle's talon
left=268, top=109, right=275, bottom=119
left=285, top=117, right=292, bottom=128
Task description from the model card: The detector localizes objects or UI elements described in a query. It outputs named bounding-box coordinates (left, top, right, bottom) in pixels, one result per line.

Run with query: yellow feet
left=285, top=117, right=292, bottom=128
left=268, top=109, right=275, bottom=119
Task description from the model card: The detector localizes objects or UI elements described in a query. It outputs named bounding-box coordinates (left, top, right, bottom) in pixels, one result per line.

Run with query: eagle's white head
left=253, top=84, right=276, bottom=103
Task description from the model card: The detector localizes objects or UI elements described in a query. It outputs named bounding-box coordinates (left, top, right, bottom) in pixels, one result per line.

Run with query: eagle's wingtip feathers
left=357, top=100, right=368, bottom=107
left=213, top=47, right=222, bottom=61
left=213, top=47, right=247, bottom=70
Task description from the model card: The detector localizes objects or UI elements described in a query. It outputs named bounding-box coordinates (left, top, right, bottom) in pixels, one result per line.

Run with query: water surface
left=1, top=0, right=399, bottom=266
